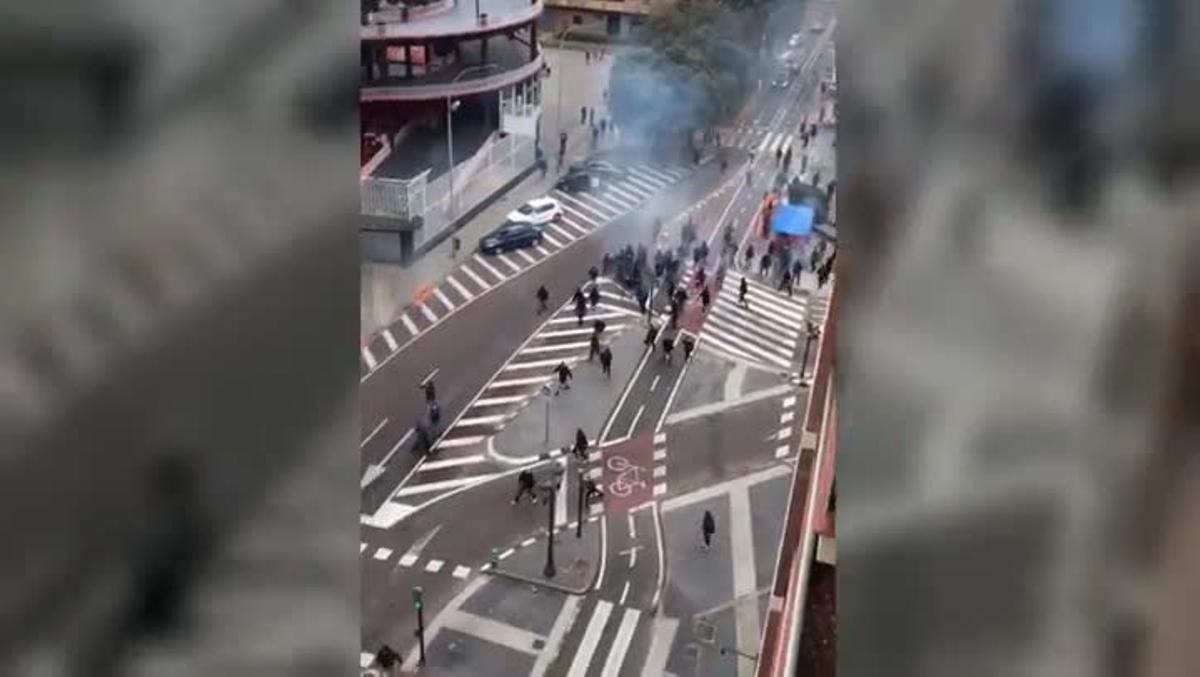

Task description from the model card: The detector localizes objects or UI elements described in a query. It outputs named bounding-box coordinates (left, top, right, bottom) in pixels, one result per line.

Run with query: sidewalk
left=361, top=47, right=615, bottom=338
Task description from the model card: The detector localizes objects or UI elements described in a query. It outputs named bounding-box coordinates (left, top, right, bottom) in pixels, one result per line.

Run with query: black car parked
left=478, top=221, right=544, bottom=254
left=556, top=169, right=598, bottom=194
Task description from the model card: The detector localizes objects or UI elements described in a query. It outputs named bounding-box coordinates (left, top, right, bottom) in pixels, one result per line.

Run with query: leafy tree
left=607, top=0, right=753, bottom=148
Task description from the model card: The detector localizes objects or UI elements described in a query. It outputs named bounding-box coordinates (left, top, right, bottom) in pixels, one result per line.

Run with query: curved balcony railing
left=361, top=0, right=542, bottom=42
left=364, top=0, right=457, bottom=26
left=362, top=53, right=543, bottom=102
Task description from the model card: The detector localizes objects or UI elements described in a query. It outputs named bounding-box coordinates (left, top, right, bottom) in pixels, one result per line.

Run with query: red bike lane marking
left=601, top=434, right=654, bottom=512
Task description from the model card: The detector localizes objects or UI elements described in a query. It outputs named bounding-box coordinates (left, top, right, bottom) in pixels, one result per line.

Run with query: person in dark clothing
left=589, top=266, right=600, bottom=283
left=694, top=267, right=707, bottom=289
left=588, top=285, right=601, bottom=308
left=584, top=478, right=604, bottom=502
left=412, top=421, right=432, bottom=457
left=738, top=276, right=750, bottom=308
left=791, top=257, right=804, bottom=280
left=581, top=106, right=587, bottom=124
left=826, top=179, right=837, bottom=201
left=759, top=253, right=771, bottom=277
left=743, top=244, right=754, bottom=270
left=593, top=318, right=606, bottom=336
left=767, top=239, right=777, bottom=258
left=574, top=428, right=589, bottom=460
left=513, top=470, right=537, bottom=504
left=599, top=345, right=613, bottom=378
left=572, top=287, right=585, bottom=307
left=644, top=322, right=659, bottom=351
left=681, top=334, right=695, bottom=361
left=589, top=332, right=601, bottom=361
left=662, top=335, right=675, bottom=364
left=700, top=285, right=712, bottom=311
left=636, top=285, right=648, bottom=313
left=554, top=361, right=573, bottom=394
left=536, top=285, right=550, bottom=314
left=674, top=286, right=688, bottom=309
left=700, top=510, right=716, bottom=550
left=575, top=298, right=587, bottom=326
left=780, top=269, right=794, bottom=297
left=775, top=146, right=782, bottom=165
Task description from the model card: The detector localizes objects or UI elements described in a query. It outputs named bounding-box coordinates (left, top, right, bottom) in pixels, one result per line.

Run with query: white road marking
left=373, top=547, right=392, bottom=560
left=433, top=435, right=487, bottom=449
left=499, top=548, right=515, bottom=560
left=775, top=444, right=791, bottom=459
left=777, top=426, right=793, bottom=440
left=382, top=329, right=398, bottom=352
left=653, top=432, right=667, bottom=445
left=649, top=375, right=660, bottom=391
left=503, top=356, right=582, bottom=371
left=653, top=448, right=667, bottom=461
left=418, top=454, right=487, bottom=471
left=424, top=559, right=444, bottom=573
left=653, top=483, right=666, bottom=496
left=653, top=466, right=666, bottom=478
left=619, top=580, right=631, bottom=606
left=473, top=395, right=527, bottom=406
left=640, top=617, right=680, bottom=677
left=360, top=543, right=366, bottom=554
left=496, top=253, right=522, bottom=273
left=446, top=274, right=473, bottom=301
left=401, top=313, right=420, bottom=336
left=661, top=464, right=792, bottom=513
left=536, top=245, right=553, bottom=257
left=472, top=254, right=507, bottom=281
left=434, top=287, right=456, bottom=312
left=398, top=553, right=418, bottom=567
left=394, top=473, right=497, bottom=497
left=555, top=193, right=609, bottom=223
left=783, top=396, right=797, bottom=408
left=489, top=375, right=552, bottom=388
left=452, top=565, right=471, bottom=579
left=520, top=340, right=591, bottom=355
left=606, top=183, right=643, bottom=205
left=418, top=303, right=438, bottom=323
left=361, top=418, right=388, bottom=447
left=533, top=597, right=583, bottom=677
left=627, top=404, right=646, bottom=437
left=567, top=600, right=614, bottom=677
left=781, top=411, right=795, bottom=424
left=521, top=537, right=536, bottom=548
left=730, top=483, right=761, bottom=677
left=515, top=248, right=538, bottom=265
left=558, top=217, right=592, bottom=236
left=445, top=610, right=545, bottom=655
left=545, top=223, right=576, bottom=242
left=600, top=607, right=642, bottom=677
left=459, top=263, right=490, bottom=290
left=454, top=414, right=510, bottom=427
left=361, top=345, right=378, bottom=369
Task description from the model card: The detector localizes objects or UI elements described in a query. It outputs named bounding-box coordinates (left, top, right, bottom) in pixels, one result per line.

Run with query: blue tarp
left=770, top=203, right=815, bottom=237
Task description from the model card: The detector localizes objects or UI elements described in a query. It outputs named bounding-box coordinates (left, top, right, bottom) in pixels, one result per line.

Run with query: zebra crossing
left=696, top=274, right=830, bottom=373
left=552, top=596, right=676, bottom=677
left=367, top=279, right=645, bottom=525
left=360, top=162, right=691, bottom=378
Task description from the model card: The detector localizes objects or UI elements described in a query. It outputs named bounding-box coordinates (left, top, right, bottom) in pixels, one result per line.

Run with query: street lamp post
left=543, top=482, right=557, bottom=578
left=446, top=64, right=498, bottom=223
left=576, top=466, right=585, bottom=538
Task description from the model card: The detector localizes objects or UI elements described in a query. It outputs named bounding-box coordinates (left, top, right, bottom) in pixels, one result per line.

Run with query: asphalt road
left=360, top=2, right=836, bottom=672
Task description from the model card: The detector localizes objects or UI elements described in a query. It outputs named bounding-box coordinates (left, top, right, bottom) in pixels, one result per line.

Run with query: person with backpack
left=512, top=470, right=537, bottom=504
left=554, top=361, right=573, bottom=394
left=536, top=285, right=550, bottom=314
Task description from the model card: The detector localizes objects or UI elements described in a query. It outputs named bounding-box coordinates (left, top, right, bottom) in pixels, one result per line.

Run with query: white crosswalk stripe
left=496, top=253, right=522, bottom=273
left=446, top=274, right=473, bottom=301
left=631, top=165, right=672, bottom=184
left=515, top=248, right=538, bottom=265
left=382, top=329, right=398, bottom=351
left=361, top=345, right=378, bottom=369
left=418, top=303, right=438, bottom=323
left=459, top=263, right=491, bottom=290
left=554, top=193, right=608, bottom=224
left=606, top=183, right=644, bottom=205
left=536, top=245, right=552, bottom=257
left=697, top=275, right=814, bottom=371
left=434, top=288, right=456, bottom=312
left=542, top=229, right=568, bottom=247
left=613, top=178, right=653, bottom=199
left=574, top=193, right=623, bottom=219
left=472, top=254, right=507, bottom=282
left=558, top=218, right=591, bottom=237
left=401, top=313, right=419, bottom=336
left=620, top=172, right=660, bottom=194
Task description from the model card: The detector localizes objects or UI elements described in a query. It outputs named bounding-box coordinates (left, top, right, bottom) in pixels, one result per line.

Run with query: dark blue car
left=478, top=221, right=544, bottom=255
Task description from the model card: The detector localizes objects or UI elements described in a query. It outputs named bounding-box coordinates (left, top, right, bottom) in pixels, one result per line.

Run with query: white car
left=788, top=33, right=801, bottom=48
left=506, top=197, right=562, bottom=225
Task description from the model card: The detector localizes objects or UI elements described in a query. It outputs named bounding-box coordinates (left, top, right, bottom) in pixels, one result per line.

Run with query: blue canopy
left=770, top=203, right=815, bottom=237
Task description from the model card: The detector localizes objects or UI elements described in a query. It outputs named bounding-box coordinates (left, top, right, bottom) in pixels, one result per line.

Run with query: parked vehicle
left=772, top=70, right=792, bottom=89
left=569, top=159, right=624, bottom=181
left=478, top=221, right=544, bottom=254
left=556, top=169, right=599, bottom=194
left=506, top=197, right=562, bottom=225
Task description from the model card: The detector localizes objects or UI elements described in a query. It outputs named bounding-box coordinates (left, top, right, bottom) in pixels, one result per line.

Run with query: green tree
left=608, top=0, right=753, bottom=148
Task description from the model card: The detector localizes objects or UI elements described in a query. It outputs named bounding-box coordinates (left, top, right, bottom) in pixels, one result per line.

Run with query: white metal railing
left=366, top=0, right=456, bottom=25
left=361, top=54, right=544, bottom=102
left=361, top=0, right=543, bottom=40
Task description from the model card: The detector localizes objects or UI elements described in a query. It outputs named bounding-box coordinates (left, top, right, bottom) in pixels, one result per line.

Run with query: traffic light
left=412, top=586, right=424, bottom=610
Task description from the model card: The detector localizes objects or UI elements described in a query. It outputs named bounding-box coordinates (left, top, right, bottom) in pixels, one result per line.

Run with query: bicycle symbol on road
left=606, top=455, right=647, bottom=498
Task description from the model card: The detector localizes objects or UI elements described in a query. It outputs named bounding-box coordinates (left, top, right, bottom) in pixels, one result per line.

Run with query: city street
left=361, top=1, right=837, bottom=673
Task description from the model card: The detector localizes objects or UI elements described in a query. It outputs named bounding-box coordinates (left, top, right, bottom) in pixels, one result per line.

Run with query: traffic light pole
left=413, top=586, right=427, bottom=666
